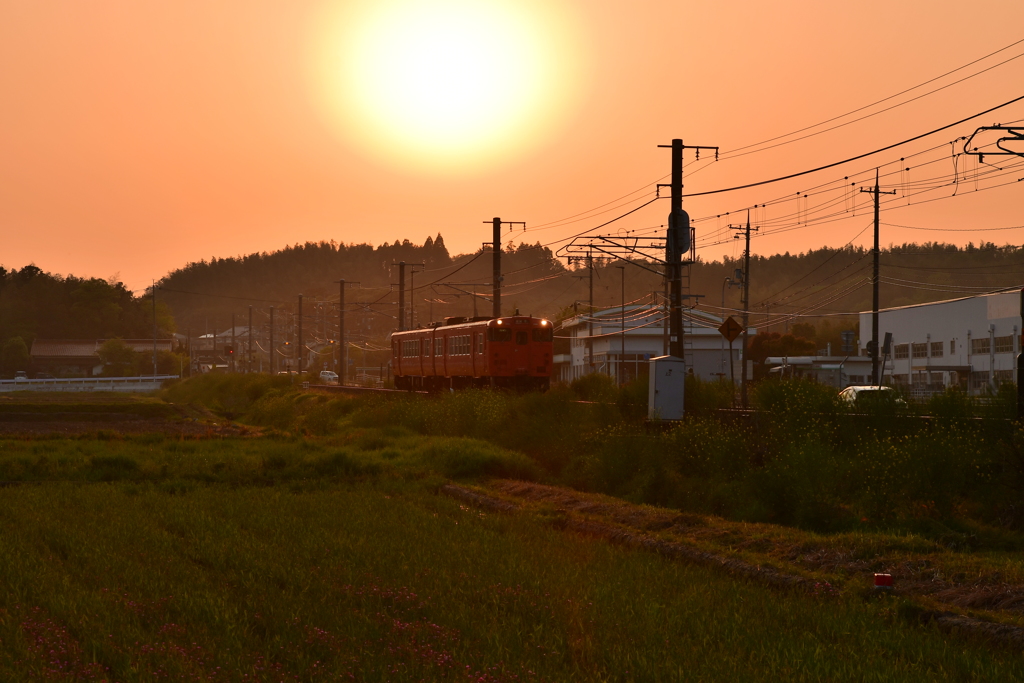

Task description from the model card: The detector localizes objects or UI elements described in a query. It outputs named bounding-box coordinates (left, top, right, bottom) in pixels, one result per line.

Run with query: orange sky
left=1, top=0, right=1023, bottom=294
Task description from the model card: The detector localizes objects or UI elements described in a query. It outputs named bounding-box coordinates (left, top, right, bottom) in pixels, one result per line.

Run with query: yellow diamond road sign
left=718, top=316, right=743, bottom=343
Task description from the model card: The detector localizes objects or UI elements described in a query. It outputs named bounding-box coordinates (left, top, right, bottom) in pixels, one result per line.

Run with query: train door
left=513, top=320, right=529, bottom=374
left=430, top=331, right=438, bottom=377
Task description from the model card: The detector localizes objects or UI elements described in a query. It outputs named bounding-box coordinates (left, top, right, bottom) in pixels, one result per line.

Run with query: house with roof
left=554, top=303, right=755, bottom=384
left=30, top=339, right=174, bottom=377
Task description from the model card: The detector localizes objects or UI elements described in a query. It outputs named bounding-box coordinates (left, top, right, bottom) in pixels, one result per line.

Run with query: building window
left=971, top=337, right=990, bottom=355
left=995, top=335, right=1013, bottom=354
left=971, top=370, right=990, bottom=385
left=848, top=375, right=864, bottom=384
left=912, top=343, right=927, bottom=359
left=893, top=343, right=909, bottom=360
left=950, top=340, right=955, bottom=354
left=930, top=341, right=943, bottom=358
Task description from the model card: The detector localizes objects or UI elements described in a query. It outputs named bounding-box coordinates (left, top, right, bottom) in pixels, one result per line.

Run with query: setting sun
left=310, top=0, right=583, bottom=173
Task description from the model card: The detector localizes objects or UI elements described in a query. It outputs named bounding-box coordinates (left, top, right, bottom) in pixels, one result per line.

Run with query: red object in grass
left=874, top=573, right=893, bottom=589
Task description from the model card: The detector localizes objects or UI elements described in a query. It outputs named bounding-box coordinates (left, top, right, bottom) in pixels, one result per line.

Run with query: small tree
left=97, top=338, right=138, bottom=377
left=1, top=337, right=29, bottom=376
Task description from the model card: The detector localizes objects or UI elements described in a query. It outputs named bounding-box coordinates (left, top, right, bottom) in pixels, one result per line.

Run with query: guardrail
left=0, top=376, right=179, bottom=393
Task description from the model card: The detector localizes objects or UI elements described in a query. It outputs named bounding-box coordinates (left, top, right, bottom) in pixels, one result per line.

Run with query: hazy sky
left=2, top=0, right=1023, bottom=293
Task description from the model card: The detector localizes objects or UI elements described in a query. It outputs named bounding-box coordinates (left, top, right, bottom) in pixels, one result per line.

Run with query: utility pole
left=483, top=218, right=525, bottom=318
left=861, top=169, right=896, bottom=384
left=617, top=265, right=626, bottom=385
left=392, top=262, right=424, bottom=331
left=568, top=252, right=596, bottom=367
left=297, top=295, right=303, bottom=375
left=731, top=212, right=757, bottom=408
left=248, top=306, right=253, bottom=374
left=658, top=139, right=717, bottom=359
left=269, top=307, right=275, bottom=375
left=151, top=282, right=158, bottom=377
left=337, top=280, right=359, bottom=383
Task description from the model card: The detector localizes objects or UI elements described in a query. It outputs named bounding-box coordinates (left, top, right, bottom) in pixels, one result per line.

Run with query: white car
left=319, top=370, right=339, bottom=385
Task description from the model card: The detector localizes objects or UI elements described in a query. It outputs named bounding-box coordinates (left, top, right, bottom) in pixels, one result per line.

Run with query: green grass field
left=1, top=478, right=1022, bottom=682
left=0, top=377, right=1022, bottom=680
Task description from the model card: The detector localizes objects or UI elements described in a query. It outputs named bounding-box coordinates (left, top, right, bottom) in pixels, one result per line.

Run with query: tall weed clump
left=163, top=373, right=292, bottom=417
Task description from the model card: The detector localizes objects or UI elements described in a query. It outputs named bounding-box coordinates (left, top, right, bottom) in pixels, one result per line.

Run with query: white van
left=319, top=371, right=339, bottom=385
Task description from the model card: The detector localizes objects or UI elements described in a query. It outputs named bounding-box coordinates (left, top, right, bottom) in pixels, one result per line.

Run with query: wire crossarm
left=558, top=235, right=679, bottom=276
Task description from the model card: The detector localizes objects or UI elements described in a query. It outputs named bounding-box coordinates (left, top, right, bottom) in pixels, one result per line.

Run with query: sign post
left=718, top=316, right=743, bottom=403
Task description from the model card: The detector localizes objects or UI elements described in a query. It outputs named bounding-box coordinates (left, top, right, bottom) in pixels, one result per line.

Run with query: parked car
left=319, top=370, right=339, bottom=385
left=838, top=385, right=906, bottom=408
left=13, top=371, right=27, bottom=380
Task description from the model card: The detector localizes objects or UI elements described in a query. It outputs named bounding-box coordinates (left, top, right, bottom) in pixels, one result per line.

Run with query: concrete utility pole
left=392, top=262, right=424, bottom=331
left=151, top=282, right=158, bottom=377
left=483, top=218, right=524, bottom=319
left=861, top=170, right=896, bottom=385
left=740, top=213, right=753, bottom=408
left=269, top=307, right=275, bottom=375
left=617, top=265, right=626, bottom=385
left=248, top=306, right=253, bottom=374
left=337, top=280, right=359, bottom=382
left=588, top=254, right=595, bottom=366
left=297, top=295, right=303, bottom=375
left=658, top=139, right=716, bottom=360
left=730, top=217, right=757, bottom=407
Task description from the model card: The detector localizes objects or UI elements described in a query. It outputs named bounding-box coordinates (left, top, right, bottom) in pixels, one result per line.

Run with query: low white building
left=554, top=304, right=755, bottom=384
left=862, top=288, right=1022, bottom=395
left=764, top=355, right=875, bottom=388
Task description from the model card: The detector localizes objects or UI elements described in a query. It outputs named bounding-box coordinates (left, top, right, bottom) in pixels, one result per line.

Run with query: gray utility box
left=648, top=355, right=685, bottom=421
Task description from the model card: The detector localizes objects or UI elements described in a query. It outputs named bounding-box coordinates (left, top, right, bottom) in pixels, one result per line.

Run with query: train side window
left=532, top=328, right=553, bottom=342
left=434, top=338, right=442, bottom=356
left=488, top=328, right=511, bottom=342
left=516, top=331, right=528, bottom=345
left=477, top=333, right=483, bottom=353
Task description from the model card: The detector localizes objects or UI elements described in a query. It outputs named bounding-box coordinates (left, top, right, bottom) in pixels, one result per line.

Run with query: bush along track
left=442, top=480, right=1024, bottom=649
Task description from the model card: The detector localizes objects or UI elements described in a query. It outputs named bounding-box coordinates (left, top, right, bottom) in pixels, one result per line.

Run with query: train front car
left=391, top=316, right=553, bottom=391
left=485, top=316, right=553, bottom=391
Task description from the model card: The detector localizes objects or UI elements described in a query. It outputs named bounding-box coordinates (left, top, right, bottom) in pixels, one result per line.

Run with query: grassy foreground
left=1, top=479, right=1023, bottom=682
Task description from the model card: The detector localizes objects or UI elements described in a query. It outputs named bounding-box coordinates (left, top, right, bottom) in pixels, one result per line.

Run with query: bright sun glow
left=310, top=0, right=584, bottom=173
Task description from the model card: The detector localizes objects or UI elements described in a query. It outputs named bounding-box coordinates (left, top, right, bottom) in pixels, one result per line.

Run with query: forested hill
left=156, top=238, right=1024, bottom=342
left=0, top=265, right=174, bottom=374
left=156, top=236, right=568, bottom=338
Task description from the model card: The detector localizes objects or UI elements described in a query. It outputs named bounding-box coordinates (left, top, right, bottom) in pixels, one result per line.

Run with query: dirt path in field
left=441, top=480, right=1024, bottom=648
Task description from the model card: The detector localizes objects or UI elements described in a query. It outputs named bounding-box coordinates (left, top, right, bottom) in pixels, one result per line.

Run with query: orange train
left=389, top=315, right=554, bottom=391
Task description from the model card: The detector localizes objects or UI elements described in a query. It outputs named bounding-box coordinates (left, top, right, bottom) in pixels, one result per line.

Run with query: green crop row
left=1, top=482, right=1021, bottom=681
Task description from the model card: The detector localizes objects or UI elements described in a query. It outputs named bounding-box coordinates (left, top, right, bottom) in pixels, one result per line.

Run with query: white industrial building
left=863, top=289, right=1022, bottom=395
left=554, top=304, right=755, bottom=384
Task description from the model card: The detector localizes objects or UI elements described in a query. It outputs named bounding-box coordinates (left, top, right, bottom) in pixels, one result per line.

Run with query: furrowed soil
left=0, top=388, right=1022, bottom=680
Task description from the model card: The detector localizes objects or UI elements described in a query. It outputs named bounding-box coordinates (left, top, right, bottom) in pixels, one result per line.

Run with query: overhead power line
left=681, top=95, right=1024, bottom=198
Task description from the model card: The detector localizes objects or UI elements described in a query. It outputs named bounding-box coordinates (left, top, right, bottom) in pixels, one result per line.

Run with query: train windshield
left=532, top=328, right=553, bottom=342
left=488, top=328, right=512, bottom=342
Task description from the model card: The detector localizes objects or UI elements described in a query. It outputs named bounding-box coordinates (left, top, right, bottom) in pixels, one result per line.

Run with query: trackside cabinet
left=648, top=355, right=685, bottom=421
